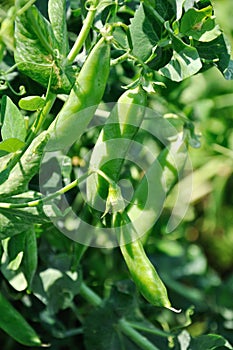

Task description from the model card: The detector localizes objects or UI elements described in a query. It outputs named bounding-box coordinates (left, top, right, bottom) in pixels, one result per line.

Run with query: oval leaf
left=19, top=95, right=45, bottom=111
left=1, top=96, right=26, bottom=142
left=0, top=138, right=25, bottom=153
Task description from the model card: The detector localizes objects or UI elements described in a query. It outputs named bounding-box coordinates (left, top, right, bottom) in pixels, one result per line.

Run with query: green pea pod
left=117, top=213, right=179, bottom=311
left=126, top=136, right=189, bottom=237
left=0, top=131, right=49, bottom=197
left=0, top=292, right=42, bottom=346
left=87, top=86, right=147, bottom=210
left=46, top=36, right=111, bottom=151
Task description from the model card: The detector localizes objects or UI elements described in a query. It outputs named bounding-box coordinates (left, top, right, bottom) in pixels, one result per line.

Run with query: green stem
left=66, top=0, right=99, bottom=64
left=111, top=51, right=130, bottom=66
left=125, top=321, right=172, bottom=338
left=118, top=319, right=160, bottom=350
left=0, top=171, right=91, bottom=209
left=31, top=91, right=56, bottom=137
left=79, top=282, right=102, bottom=307
left=144, top=3, right=165, bottom=25
left=17, top=0, right=37, bottom=15
left=94, top=169, right=118, bottom=189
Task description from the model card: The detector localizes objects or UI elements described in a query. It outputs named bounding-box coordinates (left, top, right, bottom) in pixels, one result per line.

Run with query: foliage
left=0, top=0, right=233, bottom=349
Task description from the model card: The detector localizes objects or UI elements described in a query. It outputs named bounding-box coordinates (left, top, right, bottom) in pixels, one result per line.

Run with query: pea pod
left=117, top=213, right=171, bottom=309
left=46, top=36, right=111, bottom=151
left=126, top=135, right=189, bottom=236
left=87, top=86, right=147, bottom=210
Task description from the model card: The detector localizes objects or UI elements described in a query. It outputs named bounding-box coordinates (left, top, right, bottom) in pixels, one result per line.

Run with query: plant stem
left=66, top=0, right=99, bottom=64
left=79, top=282, right=102, bottom=307
left=0, top=171, right=91, bottom=209
left=111, top=51, right=130, bottom=66
left=118, top=319, right=160, bottom=350
left=17, top=0, right=37, bottom=15
left=31, top=91, right=57, bottom=137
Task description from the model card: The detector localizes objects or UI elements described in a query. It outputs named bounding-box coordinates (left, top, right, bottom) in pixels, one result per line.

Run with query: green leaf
left=32, top=267, right=81, bottom=314
left=0, top=292, right=42, bottom=346
left=48, top=0, right=69, bottom=56
left=1, top=233, right=28, bottom=291
left=0, top=131, right=49, bottom=197
left=196, top=34, right=231, bottom=74
left=0, top=191, right=54, bottom=240
left=1, top=96, right=26, bottom=142
left=0, top=209, right=33, bottom=240
left=190, top=334, right=233, bottom=350
left=180, top=6, right=221, bottom=42
left=22, top=228, right=38, bottom=290
left=159, top=34, right=202, bottom=81
left=14, top=5, right=74, bottom=94
left=0, top=138, right=25, bottom=153
left=129, top=3, right=161, bottom=62
left=83, top=302, right=123, bottom=350
left=18, top=95, right=45, bottom=111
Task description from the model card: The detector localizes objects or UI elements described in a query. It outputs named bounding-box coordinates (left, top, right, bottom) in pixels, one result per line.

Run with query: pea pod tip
left=167, top=306, right=182, bottom=313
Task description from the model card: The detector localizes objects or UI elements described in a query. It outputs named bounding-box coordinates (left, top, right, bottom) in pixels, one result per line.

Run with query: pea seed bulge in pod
left=0, top=0, right=233, bottom=349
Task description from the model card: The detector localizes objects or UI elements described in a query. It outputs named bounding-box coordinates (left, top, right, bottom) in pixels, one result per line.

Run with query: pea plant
left=0, top=0, right=233, bottom=349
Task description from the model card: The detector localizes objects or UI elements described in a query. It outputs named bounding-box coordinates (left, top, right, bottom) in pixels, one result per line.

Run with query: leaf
left=0, top=209, right=33, bottom=240
left=0, top=131, right=49, bottom=197
left=83, top=282, right=146, bottom=350
left=14, top=5, right=74, bottom=94
left=0, top=292, right=42, bottom=346
left=180, top=6, right=221, bottom=42
left=178, top=330, right=191, bottom=350
left=48, top=0, right=69, bottom=56
left=1, top=233, right=28, bottom=291
left=18, top=95, right=45, bottom=111
left=32, top=268, right=81, bottom=314
left=159, top=34, right=202, bottom=81
left=0, top=138, right=25, bottom=153
left=144, top=0, right=176, bottom=21
left=196, top=34, right=230, bottom=74
left=22, top=228, right=38, bottom=290
left=190, top=334, right=233, bottom=350
left=224, top=60, right=233, bottom=80
left=176, top=0, right=185, bottom=20
left=83, top=301, right=126, bottom=350
left=1, top=96, right=26, bottom=142
left=0, top=191, right=54, bottom=239
left=129, top=3, right=161, bottom=62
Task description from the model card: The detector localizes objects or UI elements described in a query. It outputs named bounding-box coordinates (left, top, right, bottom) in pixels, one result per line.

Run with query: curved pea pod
left=0, top=131, right=49, bottom=197
left=118, top=214, right=179, bottom=311
left=87, top=86, right=147, bottom=211
left=46, top=36, right=111, bottom=151
left=126, top=135, right=189, bottom=237
left=0, top=292, right=42, bottom=346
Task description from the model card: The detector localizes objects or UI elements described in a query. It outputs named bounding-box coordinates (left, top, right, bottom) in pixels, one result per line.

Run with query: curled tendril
left=0, top=79, right=8, bottom=90
left=85, top=0, right=98, bottom=11
left=7, top=81, right=26, bottom=96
